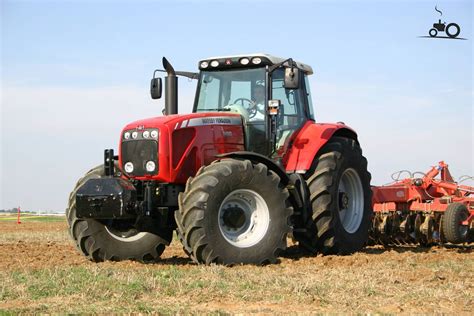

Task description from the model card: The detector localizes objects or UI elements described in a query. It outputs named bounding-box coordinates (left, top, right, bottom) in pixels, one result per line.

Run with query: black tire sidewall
left=72, top=216, right=170, bottom=260
left=201, top=162, right=288, bottom=263
left=307, top=137, right=372, bottom=254
left=67, top=164, right=171, bottom=262
left=330, top=141, right=372, bottom=252
left=429, top=28, right=438, bottom=37
left=443, top=203, right=469, bottom=244
left=445, top=23, right=460, bottom=38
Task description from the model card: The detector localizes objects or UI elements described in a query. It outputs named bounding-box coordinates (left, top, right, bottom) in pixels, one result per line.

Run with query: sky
left=1, top=0, right=472, bottom=211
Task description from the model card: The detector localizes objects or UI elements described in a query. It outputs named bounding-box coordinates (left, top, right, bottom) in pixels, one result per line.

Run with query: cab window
left=271, top=69, right=306, bottom=152
left=304, top=75, right=315, bottom=120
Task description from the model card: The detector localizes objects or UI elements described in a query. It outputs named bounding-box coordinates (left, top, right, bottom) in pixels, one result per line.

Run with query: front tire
left=66, top=164, right=172, bottom=262
left=305, top=137, right=372, bottom=254
left=175, top=159, right=292, bottom=265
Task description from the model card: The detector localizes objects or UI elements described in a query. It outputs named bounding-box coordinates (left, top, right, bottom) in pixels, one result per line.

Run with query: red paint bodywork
left=119, top=114, right=356, bottom=183
left=283, top=121, right=357, bottom=173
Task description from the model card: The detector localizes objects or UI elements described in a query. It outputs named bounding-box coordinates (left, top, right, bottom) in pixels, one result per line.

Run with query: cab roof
left=199, top=53, right=314, bottom=75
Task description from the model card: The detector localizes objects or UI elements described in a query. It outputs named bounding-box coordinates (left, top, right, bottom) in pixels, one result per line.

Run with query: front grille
left=121, top=139, right=158, bottom=176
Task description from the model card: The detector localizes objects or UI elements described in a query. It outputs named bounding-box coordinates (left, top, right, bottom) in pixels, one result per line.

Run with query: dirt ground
left=1, top=220, right=472, bottom=271
left=1, top=220, right=473, bottom=313
left=0, top=220, right=188, bottom=271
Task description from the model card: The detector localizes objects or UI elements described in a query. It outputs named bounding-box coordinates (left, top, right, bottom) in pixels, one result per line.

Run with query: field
left=0, top=216, right=472, bottom=314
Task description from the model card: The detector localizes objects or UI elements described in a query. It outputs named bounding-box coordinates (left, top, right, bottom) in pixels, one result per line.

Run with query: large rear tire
left=445, top=23, right=460, bottom=38
left=175, top=159, right=292, bottom=265
left=442, top=202, right=469, bottom=244
left=66, top=164, right=172, bottom=262
left=304, top=137, right=372, bottom=254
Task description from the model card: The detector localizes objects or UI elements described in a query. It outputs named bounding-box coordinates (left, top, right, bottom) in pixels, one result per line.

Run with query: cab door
left=270, top=69, right=309, bottom=158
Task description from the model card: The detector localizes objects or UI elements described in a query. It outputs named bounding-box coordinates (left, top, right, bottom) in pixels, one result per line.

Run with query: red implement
left=371, top=161, right=473, bottom=245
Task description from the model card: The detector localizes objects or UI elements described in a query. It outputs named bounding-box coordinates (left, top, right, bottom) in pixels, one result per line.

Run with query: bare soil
left=1, top=220, right=472, bottom=314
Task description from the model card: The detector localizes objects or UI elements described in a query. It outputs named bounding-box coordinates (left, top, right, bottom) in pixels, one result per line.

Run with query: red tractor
left=67, top=54, right=372, bottom=264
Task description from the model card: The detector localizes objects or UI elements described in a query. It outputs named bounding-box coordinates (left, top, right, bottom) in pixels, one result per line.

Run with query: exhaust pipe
left=162, top=57, right=178, bottom=115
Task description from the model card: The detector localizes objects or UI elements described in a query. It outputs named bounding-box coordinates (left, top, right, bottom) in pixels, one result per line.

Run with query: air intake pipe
left=163, top=57, right=178, bottom=115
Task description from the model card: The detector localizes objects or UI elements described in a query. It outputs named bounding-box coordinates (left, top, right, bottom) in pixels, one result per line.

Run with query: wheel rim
left=218, top=189, right=270, bottom=248
left=338, top=168, right=364, bottom=234
left=104, top=221, right=147, bottom=242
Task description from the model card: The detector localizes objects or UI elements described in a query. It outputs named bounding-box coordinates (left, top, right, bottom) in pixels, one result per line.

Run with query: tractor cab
left=193, top=54, right=315, bottom=157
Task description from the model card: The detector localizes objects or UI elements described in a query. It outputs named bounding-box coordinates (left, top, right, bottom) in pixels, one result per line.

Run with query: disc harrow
left=370, top=161, right=473, bottom=246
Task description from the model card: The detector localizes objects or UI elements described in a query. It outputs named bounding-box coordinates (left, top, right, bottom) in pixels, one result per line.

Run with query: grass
left=0, top=265, right=337, bottom=312
left=1, top=254, right=473, bottom=314
left=0, top=231, right=69, bottom=244
left=0, top=217, right=68, bottom=244
left=0, top=215, right=65, bottom=222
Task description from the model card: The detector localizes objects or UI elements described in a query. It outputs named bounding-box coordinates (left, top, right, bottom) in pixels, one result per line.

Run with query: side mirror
left=150, top=77, right=162, bottom=99
left=284, top=67, right=299, bottom=89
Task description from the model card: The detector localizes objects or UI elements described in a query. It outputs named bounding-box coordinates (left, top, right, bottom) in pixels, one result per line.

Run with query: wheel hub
left=218, top=189, right=270, bottom=248
left=222, top=206, right=246, bottom=230
left=339, top=192, right=349, bottom=210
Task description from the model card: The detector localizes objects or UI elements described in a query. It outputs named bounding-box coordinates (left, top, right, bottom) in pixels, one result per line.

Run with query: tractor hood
left=119, top=112, right=245, bottom=183
left=121, top=112, right=243, bottom=132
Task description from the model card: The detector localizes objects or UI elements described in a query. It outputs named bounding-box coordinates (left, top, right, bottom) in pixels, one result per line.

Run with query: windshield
left=195, top=68, right=266, bottom=113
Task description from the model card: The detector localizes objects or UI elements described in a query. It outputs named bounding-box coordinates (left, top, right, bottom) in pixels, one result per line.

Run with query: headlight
left=200, top=61, right=209, bottom=68
left=145, top=161, right=156, bottom=172
left=143, top=131, right=150, bottom=139
left=124, top=162, right=134, bottom=173
left=210, top=60, right=219, bottom=67
left=150, top=130, right=159, bottom=139
left=131, top=131, right=138, bottom=139
left=124, top=132, right=130, bottom=140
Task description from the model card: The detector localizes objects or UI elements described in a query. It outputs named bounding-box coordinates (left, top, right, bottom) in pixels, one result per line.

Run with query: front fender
left=216, top=151, right=290, bottom=185
left=216, top=151, right=308, bottom=216
left=284, top=121, right=358, bottom=173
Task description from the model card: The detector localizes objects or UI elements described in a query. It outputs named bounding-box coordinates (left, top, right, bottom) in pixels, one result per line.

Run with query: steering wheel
left=223, top=104, right=250, bottom=121
left=233, top=98, right=257, bottom=118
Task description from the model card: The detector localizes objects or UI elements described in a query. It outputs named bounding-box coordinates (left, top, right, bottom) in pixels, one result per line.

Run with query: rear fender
left=284, top=121, right=358, bottom=173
